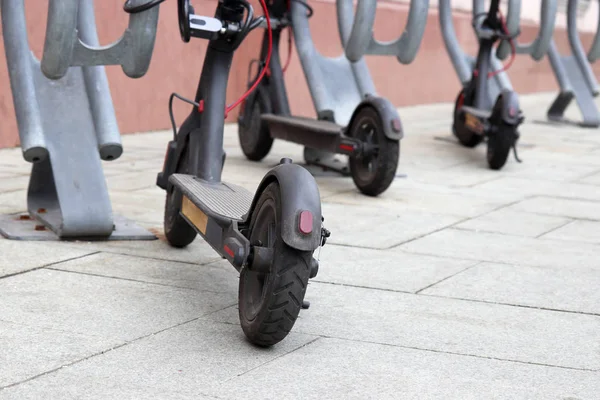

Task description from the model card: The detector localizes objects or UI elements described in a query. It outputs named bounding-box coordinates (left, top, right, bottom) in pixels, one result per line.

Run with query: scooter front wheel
left=348, top=107, right=399, bottom=196
left=487, top=123, right=516, bottom=170
left=164, top=149, right=197, bottom=248
left=239, top=181, right=312, bottom=347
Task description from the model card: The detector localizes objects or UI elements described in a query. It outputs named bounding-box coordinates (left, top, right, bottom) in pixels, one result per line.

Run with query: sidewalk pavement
left=0, top=92, right=599, bottom=399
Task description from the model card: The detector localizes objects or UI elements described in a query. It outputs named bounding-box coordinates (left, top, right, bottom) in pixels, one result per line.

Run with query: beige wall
left=0, top=0, right=599, bottom=149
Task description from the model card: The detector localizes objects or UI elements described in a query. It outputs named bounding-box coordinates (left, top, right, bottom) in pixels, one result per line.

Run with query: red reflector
left=223, top=245, right=234, bottom=257
left=299, top=210, right=313, bottom=234
left=339, top=144, right=354, bottom=152
left=391, top=118, right=402, bottom=133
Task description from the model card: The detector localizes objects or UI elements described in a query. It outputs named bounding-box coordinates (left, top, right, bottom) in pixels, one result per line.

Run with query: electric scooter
left=238, top=0, right=404, bottom=196
left=156, top=0, right=330, bottom=347
left=448, top=0, right=524, bottom=170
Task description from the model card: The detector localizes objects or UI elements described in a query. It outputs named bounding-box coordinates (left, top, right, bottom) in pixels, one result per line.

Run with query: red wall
left=0, top=0, right=598, bottom=149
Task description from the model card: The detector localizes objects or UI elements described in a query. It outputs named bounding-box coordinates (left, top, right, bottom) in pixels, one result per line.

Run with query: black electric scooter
left=238, top=0, right=403, bottom=196
left=452, top=0, right=524, bottom=170
left=156, top=0, right=329, bottom=347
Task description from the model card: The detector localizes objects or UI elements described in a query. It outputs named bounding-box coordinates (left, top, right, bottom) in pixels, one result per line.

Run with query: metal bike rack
left=440, top=0, right=516, bottom=107
left=440, top=0, right=555, bottom=109
left=292, top=1, right=376, bottom=128
left=497, top=0, right=557, bottom=61
left=546, top=0, right=600, bottom=127
left=337, top=0, right=429, bottom=63
left=0, top=0, right=159, bottom=240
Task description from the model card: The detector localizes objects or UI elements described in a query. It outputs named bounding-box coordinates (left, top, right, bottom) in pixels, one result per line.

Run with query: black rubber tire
left=487, top=123, right=515, bottom=170
left=164, top=148, right=197, bottom=248
left=239, top=182, right=312, bottom=347
left=348, top=107, right=399, bottom=197
left=238, top=88, right=273, bottom=161
left=453, top=89, right=484, bottom=148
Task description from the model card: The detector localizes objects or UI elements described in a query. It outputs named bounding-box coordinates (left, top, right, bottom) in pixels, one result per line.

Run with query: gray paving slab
left=475, top=176, right=600, bottom=202
left=106, top=171, right=158, bottom=192
left=0, top=319, right=317, bottom=399
left=455, top=208, right=571, bottom=237
left=0, top=269, right=235, bottom=341
left=209, top=338, right=600, bottom=400
left=511, top=196, right=600, bottom=221
left=314, top=245, right=476, bottom=293
left=400, top=228, right=600, bottom=269
left=0, top=320, right=122, bottom=388
left=0, top=190, right=25, bottom=214
left=541, top=219, right=600, bottom=244
left=0, top=237, right=95, bottom=277
left=422, top=261, right=600, bottom=315
left=0, top=174, right=28, bottom=193
left=63, top=233, right=222, bottom=266
left=52, top=253, right=238, bottom=293
left=323, top=181, right=516, bottom=218
left=209, top=282, right=600, bottom=370
left=321, top=202, right=462, bottom=249
left=578, top=170, right=600, bottom=185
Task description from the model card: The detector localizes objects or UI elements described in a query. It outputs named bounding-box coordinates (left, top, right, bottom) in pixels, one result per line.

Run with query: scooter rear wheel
left=348, top=107, right=399, bottom=197
left=238, top=88, right=273, bottom=161
left=239, top=182, right=312, bottom=347
left=164, top=148, right=197, bottom=248
left=453, top=89, right=484, bottom=148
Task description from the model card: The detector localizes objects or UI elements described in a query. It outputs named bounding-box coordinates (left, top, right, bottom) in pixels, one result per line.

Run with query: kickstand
left=512, top=143, right=523, bottom=163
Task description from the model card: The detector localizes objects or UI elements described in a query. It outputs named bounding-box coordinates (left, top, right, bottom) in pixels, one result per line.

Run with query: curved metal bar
left=1, top=0, right=49, bottom=162
left=77, top=0, right=123, bottom=161
left=439, top=0, right=471, bottom=85
left=567, top=0, right=599, bottom=94
left=41, top=0, right=158, bottom=80
left=41, top=0, right=79, bottom=80
left=121, top=0, right=160, bottom=77
left=337, top=0, right=429, bottom=64
left=587, top=1, right=600, bottom=62
left=497, top=0, right=557, bottom=61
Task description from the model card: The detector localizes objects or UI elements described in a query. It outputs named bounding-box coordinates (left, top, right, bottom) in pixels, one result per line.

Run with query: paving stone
left=542, top=220, right=600, bottom=244
left=321, top=202, right=462, bottom=249
left=400, top=228, right=600, bottom=269
left=109, top=190, right=165, bottom=225
left=0, top=237, right=94, bottom=277
left=578, top=170, right=600, bottom=186
left=324, top=181, right=518, bottom=218
left=314, top=245, right=475, bottom=293
left=0, top=320, right=317, bottom=399
left=455, top=209, right=571, bottom=237
left=106, top=171, right=158, bottom=192
left=511, top=196, right=600, bottom=221
left=0, top=269, right=235, bottom=341
left=0, top=174, right=29, bottom=193
left=0, top=320, right=121, bottom=388
left=209, top=338, right=600, bottom=400
left=422, top=262, right=600, bottom=315
left=0, top=190, right=26, bottom=213
left=52, top=253, right=238, bottom=293
left=474, top=176, right=600, bottom=202
left=210, top=282, right=600, bottom=370
left=63, top=235, right=222, bottom=266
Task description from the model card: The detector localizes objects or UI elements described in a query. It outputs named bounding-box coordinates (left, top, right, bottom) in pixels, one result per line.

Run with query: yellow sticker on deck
left=465, top=113, right=484, bottom=134
left=182, top=196, right=208, bottom=235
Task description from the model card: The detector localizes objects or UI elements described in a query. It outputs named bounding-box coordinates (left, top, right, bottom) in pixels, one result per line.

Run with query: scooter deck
left=460, top=106, right=492, bottom=119
left=262, top=114, right=345, bottom=152
left=169, top=174, right=253, bottom=222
